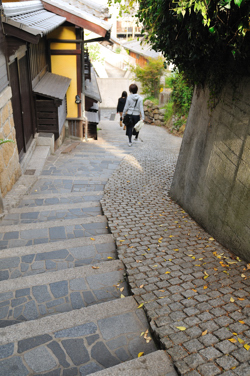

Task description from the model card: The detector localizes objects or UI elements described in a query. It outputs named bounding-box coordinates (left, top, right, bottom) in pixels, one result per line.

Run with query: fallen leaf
left=244, top=344, right=250, bottom=350
left=153, top=265, right=158, bottom=267
left=202, top=330, right=208, bottom=336
left=209, top=237, right=214, bottom=241
left=120, top=287, right=124, bottom=292
left=169, top=235, right=173, bottom=238
left=174, top=248, right=179, bottom=251
left=107, top=257, right=114, bottom=259
left=176, top=326, right=186, bottom=331
left=204, top=276, right=208, bottom=279
left=139, top=285, right=144, bottom=288
left=228, top=338, right=237, bottom=343
left=192, top=289, right=197, bottom=292
left=119, top=240, right=125, bottom=242
left=140, top=332, right=144, bottom=336
left=241, top=274, right=246, bottom=278
left=92, top=266, right=99, bottom=269
left=238, top=298, right=245, bottom=301
left=159, top=289, right=165, bottom=292
left=120, top=294, right=125, bottom=298
left=138, top=352, right=144, bottom=358
left=247, top=264, right=250, bottom=270
left=165, top=271, right=171, bottom=274
left=203, top=286, right=208, bottom=289
left=238, top=338, right=245, bottom=344
left=90, top=238, right=95, bottom=241
left=230, top=297, right=235, bottom=303
left=127, top=180, right=130, bottom=182
left=137, top=303, right=144, bottom=309
left=239, top=320, right=245, bottom=324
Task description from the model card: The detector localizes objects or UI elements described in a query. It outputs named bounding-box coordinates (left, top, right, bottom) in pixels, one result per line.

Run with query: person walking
left=116, top=91, right=127, bottom=128
left=122, top=84, right=144, bottom=146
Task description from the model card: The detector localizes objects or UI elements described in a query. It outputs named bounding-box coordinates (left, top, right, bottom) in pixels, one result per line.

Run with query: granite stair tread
left=90, top=350, right=178, bottom=376
left=0, top=297, right=158, bottom=376
left=0, top=260, right=128, bottom=328
left=0, top=234, right=116, bottom=281
left=0, top=215, right=109, bottom=251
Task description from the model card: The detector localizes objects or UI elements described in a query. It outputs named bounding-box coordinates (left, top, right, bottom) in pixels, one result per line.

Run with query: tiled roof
left=2, top=1, right=66, bottom=36
left=122, top=39, right=160, bottom=59
left=33, top=72, right=71, bottom=101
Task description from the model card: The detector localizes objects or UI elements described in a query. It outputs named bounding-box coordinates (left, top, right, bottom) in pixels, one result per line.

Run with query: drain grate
left=24, top=169, right=36, bottom=175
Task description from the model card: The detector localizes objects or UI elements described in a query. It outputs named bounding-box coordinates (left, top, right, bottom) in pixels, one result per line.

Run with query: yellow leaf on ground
left=169, top=235, right=173, bottom=238
left=203, top=286, right=208, bottom=289
left=139, top=285, right=144, bottom=288
left=127, top=180, right=130, bottom=182
left=138, top=352, right=144, bottom=358
left=192, top=289, right=197, bottom=292
left=239, top=320, right=245, bottom=324
left=107, top=257, right=114, bottom=259
left=238, top=338, right=245, bottom=344
left=165, top=271, right=171, bottom=274
left=176, top=326, right=186, bottom=331
left=209, top=237, right=214, bottom=241
left=238, top=298, right=245, bottom=301
left=153, top=265, right=158, bottom=267
left=202, top=330, right=208, bottom=336
left=90, top=238, right=95, bottom=241
left=228, top=338, right=237, bottom=343
left=247, top=264, right=250, bottom=270
left=140, top=332, right=144, bottom=336
left=204, top=276, right=208, bottom=279
left=169, top=259, right=172, bottom=261
left=92, top=266, right=99, bottom=269
left=120, top=287, right=124, bottom=292
left=241, top=274, right=246, bottom=278
left=120, top=294, right=125, bottom=298
left=244, top=344, right=250, bottom=350
left=137, top=303, right=144, bottom=309
left=230, top=297, right=235, bottom=302
left=174, top=249, right=179, bottom=251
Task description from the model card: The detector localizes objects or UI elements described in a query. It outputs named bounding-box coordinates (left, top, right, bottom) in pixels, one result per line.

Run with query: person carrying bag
left=122, top=84, right=144, bottom=146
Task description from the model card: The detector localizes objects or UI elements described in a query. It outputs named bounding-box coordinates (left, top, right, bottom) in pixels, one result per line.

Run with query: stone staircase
left=0, top=135, right=177, bottom=375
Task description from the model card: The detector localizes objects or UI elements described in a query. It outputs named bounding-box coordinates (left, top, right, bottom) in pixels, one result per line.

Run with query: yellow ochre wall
left=47, top=27, right=78, bottom=118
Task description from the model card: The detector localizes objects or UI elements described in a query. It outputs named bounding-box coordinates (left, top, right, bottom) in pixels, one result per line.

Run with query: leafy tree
left=109, top=0, right=250, bottom=93
left=130, top=56, right=165, bottom=98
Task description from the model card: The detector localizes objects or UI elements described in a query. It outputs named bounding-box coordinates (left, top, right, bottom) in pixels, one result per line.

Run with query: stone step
left=0, top=202, right=102, bottom=226
left=0, top=297, right=157, bottom=376
left=90, top=350, right=178, bottom=376
left=17, top=191, right=104, bottom=209
left=0, top=234, right=116, bottom=281
left=29, top=177, right=108, bottom=195
left=0, top=260, right=128, bottom=328
left=0, top=215, right=109, bottom=251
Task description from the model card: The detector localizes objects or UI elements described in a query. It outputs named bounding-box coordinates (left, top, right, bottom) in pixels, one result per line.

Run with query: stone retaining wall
left=143, top=100, right=165, bottom=126
left=0, top=87, right=21, bottom=199
left=170, top=78, right=250, bottom=262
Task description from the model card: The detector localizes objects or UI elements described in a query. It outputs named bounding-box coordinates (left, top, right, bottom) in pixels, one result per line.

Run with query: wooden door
left=9, top=59, right=24, bottom=157
left=18, top=54, right=33, bottom=150
left=9, top=55, right=34, bottom=158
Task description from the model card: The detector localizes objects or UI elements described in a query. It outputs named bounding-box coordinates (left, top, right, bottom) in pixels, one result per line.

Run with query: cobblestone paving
left=101, top=121, right=250, bottom=375
left=0, top=308, right=156, bottom=376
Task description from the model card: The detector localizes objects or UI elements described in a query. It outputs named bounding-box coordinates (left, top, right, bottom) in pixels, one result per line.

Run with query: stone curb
left=8, top=200, right=100, bottom=214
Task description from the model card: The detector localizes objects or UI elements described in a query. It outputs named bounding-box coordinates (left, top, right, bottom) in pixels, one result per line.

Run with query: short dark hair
left=129, top=84, right=138, bottom=94
left=122, top=91, right=127, bottom=98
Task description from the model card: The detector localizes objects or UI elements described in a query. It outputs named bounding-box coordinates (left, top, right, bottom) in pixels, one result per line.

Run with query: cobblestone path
left=101, top=119, right=250, bottom=376
left=0, top=117, right=177, bottom=376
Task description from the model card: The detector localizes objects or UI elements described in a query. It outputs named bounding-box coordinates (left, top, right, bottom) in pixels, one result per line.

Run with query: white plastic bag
left=134, top=120, right=144, bottom=132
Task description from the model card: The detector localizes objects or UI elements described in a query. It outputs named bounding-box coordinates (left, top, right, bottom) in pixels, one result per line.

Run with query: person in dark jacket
left=117, top=91, right=127, bottom=127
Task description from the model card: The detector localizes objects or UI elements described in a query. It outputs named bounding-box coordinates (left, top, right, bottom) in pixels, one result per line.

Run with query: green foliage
left=143, top=96, right=159, bottom=105
left=87, top=43, right=104, bottom=64
left=115, top=47, right=121, bottom=54
left=137, top=0, right=250, bottom=93
left=0, top=139, right=14, bottom=146
left=109, top=0, right=250, bottom=93
left=164, top=72, right=194, bottom=132
left=130, top=56, right=165, bottom=98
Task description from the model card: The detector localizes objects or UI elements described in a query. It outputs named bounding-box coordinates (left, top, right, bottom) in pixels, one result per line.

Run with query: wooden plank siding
left=29, top=39, right=47, bottom=81
left=0, top=14, right=8, bottom=92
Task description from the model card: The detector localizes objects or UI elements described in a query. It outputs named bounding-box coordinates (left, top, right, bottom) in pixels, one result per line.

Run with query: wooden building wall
left=0, top=12, right=9, bottom=93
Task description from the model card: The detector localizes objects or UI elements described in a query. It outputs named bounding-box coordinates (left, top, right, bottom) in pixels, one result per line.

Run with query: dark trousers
left=126, top=115, right=140, bottom=142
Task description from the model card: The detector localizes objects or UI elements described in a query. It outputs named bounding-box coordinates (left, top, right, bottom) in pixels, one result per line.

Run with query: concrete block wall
left=0, top=87, right=21, bottom=198
left=170, top=78, right=250, bottom=262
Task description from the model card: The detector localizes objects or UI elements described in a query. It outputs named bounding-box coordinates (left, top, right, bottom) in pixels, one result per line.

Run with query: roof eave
left=42, top=0, right=111, bottom=37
